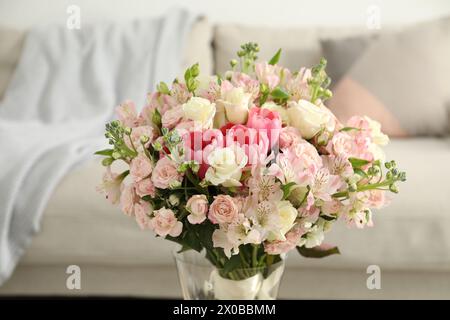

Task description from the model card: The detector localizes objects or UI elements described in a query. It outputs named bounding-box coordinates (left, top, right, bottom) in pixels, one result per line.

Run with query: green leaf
left=281, top=182, right=297, bottom=200
left=182, top=230, right=203, bottom=252
left=339, top=127, right=360, bottom=132
left=94, top=149, right=114, bottom=156
left=156, top=81, right=170, bottom=95
left=101, top=157, right=114, bottom=166
left=152, top=109, right=162, bottom=128
left=268, top=48, right=282, bottom=65
left=354, top=168, right=368, bottom=178
left=320, top=214, right=337, bottom=221
left=271, top=87, right=290, bottom=100
left=297, top=245, right=340, bottom=258
left=348, top=157, right=370, bottom=168
left=184, top=67, right=192, bottom=83
left=222, top=254, right=242, bottom=274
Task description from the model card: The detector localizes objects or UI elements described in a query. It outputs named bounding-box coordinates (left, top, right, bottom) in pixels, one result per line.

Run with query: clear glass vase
left=173, top=249, right=286, bottom=300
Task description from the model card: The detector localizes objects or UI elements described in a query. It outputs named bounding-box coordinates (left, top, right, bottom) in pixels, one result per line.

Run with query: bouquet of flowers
left=96, top=43, right=405, bottom=298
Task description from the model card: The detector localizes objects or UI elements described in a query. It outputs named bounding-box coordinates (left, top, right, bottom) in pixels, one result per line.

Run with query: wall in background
left=1, top=0, right=449, bottom=29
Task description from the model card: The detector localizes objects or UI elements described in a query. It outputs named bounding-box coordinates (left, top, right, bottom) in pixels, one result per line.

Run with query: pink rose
left=134, top=200, right=152, bottom=230
left=120, top=184, right=137, bottom=216
left=135, top=178, right=156, bottom=198
left=186, top=195, right=209, bottom=224
left=151, top=157, right=183, bottom=189
left=208, top=195, right=239, bottom=225
left=246, top=107, right=282, bottom=149
left=150, top=207, right=183, bottom=237
left=130, top=153, right=153, bottom=182
left=162, top=106, right=184, bottom=129
left=279, top=126, right=302, bottom=149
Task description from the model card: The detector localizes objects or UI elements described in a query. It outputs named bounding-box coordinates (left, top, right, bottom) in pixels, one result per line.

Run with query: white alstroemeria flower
left=212, top=228, right=240, bottom=258
left=96, top=167, right=126, bottom=205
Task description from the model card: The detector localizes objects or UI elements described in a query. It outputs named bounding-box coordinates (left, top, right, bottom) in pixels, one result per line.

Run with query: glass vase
left=173, top=249, right=285, bottom=300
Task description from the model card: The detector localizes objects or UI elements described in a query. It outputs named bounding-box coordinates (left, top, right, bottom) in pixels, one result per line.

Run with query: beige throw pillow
left=328, top=17, right=450, bottom=137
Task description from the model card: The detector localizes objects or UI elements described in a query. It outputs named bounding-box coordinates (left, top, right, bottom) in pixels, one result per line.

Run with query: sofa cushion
left=182, top=17, right=213, bottom=76
left=328, top=17, right=450, bottom=137
left=300, top=137, right=450, bottom=271
left=213, top=25, right=367, bottom=75
left=21, top=138, right=450, bottom=272
left=320, top=34, right=375, bottom=85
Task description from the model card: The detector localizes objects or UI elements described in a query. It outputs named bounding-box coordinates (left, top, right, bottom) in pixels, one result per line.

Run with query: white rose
left=262, top=101, right=289, bottom=126
left=267, top=200, right=298, bottom=241
left=205, top=145, right=248, bottom=187
left=365, top=116, right=389, bottom=146
left=182, top=97, right=216, bottom=128
left=217, top=87, right=251, bottom=124
left=287, top=99, right=334, bottom=139
left=213, top=102, right=228, bottom=129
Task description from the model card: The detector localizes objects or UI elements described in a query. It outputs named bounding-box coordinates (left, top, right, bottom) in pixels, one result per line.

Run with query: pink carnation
left=134, top=200, right=152, bottom=229
left=161, top=106, right=184, bottom=129
left=279, top=126, right=302, bottom=149
left=120, top=184, right=138, bottom=216
left=150, top=207, right=183, bottom=237
left=151, top=156, right=183, bottom=189
left=130, top=153, right=153, bottom=182
left=135, top=178, right=156, bottom=198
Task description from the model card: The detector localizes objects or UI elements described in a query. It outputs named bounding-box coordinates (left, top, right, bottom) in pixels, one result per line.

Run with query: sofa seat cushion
left=21, top=138, right=450, bottom=271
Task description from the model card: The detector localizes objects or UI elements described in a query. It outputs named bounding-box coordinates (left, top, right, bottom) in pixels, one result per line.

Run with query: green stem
left=239, top=250, right=250, bottom=268
left=333, top=180, right=393, bottom=198
left=252, top=245, right=258, bottom=268
left=185, top=170, right=207, bottom=194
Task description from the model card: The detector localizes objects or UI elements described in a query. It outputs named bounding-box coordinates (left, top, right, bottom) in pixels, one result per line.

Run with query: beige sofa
left=1, top=19, right=449, bottom=299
